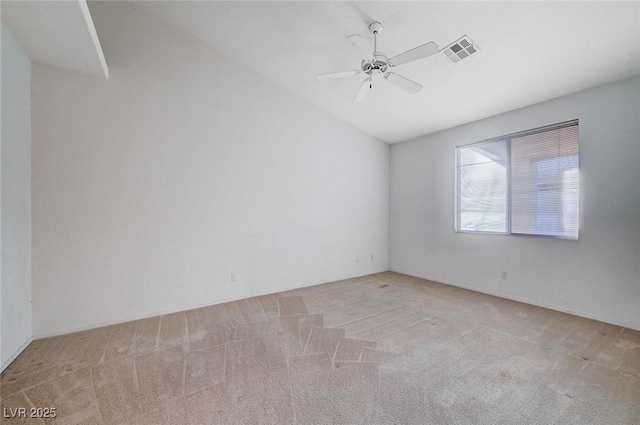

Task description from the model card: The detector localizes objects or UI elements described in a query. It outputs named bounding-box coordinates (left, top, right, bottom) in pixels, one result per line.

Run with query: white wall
left=31, top=2, right=389, bottom=337
left=390, top=76, right=640, bottom=330
left=1, top=24, right=32, bottom=371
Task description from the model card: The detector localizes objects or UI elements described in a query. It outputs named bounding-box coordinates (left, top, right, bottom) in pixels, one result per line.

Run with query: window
left=456, top=120, right=579, bottom=239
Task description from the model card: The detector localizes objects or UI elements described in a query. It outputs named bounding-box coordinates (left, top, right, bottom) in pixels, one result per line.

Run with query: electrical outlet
left=231, top=273, right=238, bottom=282
left=356, top=256, right=360, bottom=263
left=501, top=271, right=508, bottom=280
left=370, top=254, right=374, bottom=261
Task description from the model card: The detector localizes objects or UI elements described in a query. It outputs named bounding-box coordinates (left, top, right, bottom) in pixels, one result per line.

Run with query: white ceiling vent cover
left=442, top=35, right=479, bottom=63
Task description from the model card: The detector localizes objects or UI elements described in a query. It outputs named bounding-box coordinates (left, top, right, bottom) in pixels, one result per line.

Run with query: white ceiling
left=131, top=1, right=640, bottom=143
left=5, top=1, right=638, bottom=143
left=1, top=0, right=108, bottom=79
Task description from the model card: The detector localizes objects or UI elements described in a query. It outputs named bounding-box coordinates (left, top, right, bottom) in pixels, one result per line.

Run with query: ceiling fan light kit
left=316, top=21, right=476, bottom=103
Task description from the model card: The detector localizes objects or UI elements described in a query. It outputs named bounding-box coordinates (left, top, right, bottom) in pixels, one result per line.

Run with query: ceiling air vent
left=442, top=35, right=479, bottom=63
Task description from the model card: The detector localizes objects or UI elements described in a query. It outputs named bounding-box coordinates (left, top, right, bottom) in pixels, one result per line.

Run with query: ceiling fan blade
left=388, top=41, right=439, bottom=67
left=347, top=34, right=374, bottom=61
left=354, top=78, right=372, bottom=103
left=315, top=70, right=361, bottom=81
left=385, top=72, right=422, bottom=94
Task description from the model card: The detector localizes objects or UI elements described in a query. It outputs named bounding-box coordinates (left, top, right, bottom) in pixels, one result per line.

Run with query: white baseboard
left=390, top=269, right=640, bottom=332
left=1, top=337, right=33, bottom=373
left=33, top=268, right=390, bottom=340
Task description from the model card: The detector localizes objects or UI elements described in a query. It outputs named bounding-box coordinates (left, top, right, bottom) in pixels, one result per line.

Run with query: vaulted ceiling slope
left=134, top=1, right=640, bottom=143
left=1, top=0, right=108, bottom=78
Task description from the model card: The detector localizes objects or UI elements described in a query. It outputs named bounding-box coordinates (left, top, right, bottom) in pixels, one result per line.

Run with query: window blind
left=455, top=120, right=579, bottom=239
left=457, top=140, right=508, bottom=233
left=510, top=124, right=579, bottom=239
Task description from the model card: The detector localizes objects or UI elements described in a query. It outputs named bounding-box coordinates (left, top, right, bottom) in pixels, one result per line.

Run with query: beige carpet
left=1, top=272, right=638, bottom=424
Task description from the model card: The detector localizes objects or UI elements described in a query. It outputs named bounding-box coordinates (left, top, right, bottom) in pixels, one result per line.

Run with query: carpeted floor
left=1, top=272, right=638, bottom=424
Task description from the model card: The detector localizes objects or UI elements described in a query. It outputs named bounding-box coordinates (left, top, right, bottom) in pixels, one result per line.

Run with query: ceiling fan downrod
left=369, top=21, right=383, bottom=53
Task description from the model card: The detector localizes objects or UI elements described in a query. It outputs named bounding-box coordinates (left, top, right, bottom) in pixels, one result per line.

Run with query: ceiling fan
left=315, top=22, right=440, bottom=103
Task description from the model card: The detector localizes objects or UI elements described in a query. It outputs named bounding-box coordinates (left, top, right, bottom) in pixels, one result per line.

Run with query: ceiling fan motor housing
left=362, top=52, right=389, bottom=75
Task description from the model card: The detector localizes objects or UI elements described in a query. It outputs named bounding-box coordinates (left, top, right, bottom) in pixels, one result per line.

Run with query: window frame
left=454, top=119, right=579, bottom=240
